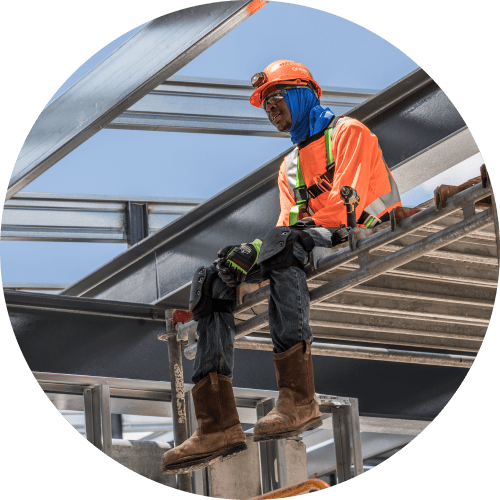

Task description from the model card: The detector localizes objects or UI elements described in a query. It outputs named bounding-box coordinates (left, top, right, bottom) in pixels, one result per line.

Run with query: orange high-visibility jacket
left=277, top=117, right=401, bottom=227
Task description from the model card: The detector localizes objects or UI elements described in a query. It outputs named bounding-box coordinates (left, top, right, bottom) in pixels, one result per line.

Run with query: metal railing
left=36, top=371, right=366, bottom=493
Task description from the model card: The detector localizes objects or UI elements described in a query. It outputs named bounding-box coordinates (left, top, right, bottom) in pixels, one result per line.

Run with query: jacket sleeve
left=276, top=159, right=295, bottom=226
left=310, top=121, right=379, bottom=228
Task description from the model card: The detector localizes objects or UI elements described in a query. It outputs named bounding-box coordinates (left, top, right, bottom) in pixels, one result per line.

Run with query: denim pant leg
left=192, top=273, right=236, bottom=384
left=268, top=266, right=313, bottom=354
left=267, top=227, right=334, bottom=354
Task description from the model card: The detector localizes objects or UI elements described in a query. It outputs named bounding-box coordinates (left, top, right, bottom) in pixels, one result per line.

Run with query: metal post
left=275, top=439, right=289, bottom=489
left=488, top=166, right=500, bottom=266
left=83, top=387, right=95, bottom=443
left=331, top=401, right=352, bottom=484
left=166, top=310, right=192, bottom=493
left=256, top=398, right=288, bottom=492
left=83, top=383, right=112, bottom=456
left=126, top=202, right=149, bottom=247
left=111, top=414, right=123, bottom=439
left=348, top=399, right=363, bottom=477
left=186, top=390, right=208, bottom=495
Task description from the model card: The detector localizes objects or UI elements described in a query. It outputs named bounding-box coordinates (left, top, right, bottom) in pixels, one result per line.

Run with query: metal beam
left=1, top=192, right=201, bottom=242
left=6, top=0, right=267, bottom=200
left=4, top=290, right=167, bottom=322
left=2, top=283, right=69, bottom=293
left=392, top=127, right=480, bottom=194
left=36, top=372, right=443, bottom=423
left=7, top=298, right=471, bottom=420
left=60, top=68, right=470, bottom=303
left=107, top=76, right=377, bottom=136
left=233, top=336, right=475, bottom=368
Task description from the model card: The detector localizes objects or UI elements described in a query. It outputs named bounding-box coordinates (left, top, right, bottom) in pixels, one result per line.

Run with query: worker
left=162, top=60, right=401, bottom=474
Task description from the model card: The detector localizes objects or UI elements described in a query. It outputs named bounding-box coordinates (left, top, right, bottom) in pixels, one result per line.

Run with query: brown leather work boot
left=162, top=372, right=247, bottom=474
left=254, top=339, right=322, bottom=442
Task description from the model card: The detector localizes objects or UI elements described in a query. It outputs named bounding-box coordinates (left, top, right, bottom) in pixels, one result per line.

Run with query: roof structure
left=2, top=1, right=498, bottom=494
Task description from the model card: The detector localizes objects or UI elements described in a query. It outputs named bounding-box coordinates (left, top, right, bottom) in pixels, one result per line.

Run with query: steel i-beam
left=7, top=0, right=268, bottom=200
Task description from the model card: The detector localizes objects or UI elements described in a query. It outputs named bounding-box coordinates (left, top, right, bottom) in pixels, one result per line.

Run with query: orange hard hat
left=250, top=60, right=322, bottom=108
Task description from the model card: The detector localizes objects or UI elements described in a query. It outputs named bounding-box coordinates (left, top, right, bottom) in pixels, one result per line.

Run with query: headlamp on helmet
left=251, top=72, right=267, bottom=88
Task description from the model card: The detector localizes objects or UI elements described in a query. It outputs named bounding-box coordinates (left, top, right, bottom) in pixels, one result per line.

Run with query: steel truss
left=3, top=3, right=498, bottom=493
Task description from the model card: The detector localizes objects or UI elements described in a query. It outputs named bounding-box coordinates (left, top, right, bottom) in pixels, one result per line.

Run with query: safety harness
left=289, top=117, right=339, bottom=226
left=288, top=116, right=397, bottom=228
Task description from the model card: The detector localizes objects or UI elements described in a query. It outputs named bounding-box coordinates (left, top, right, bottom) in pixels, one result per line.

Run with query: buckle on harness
left=293, top=186, right=309, bottom=203
left=364, top=215, right=381, bottom=228
left=312, top=173, right=333, bottom=194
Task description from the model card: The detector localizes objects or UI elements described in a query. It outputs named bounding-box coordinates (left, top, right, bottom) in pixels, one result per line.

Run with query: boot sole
left=162, top=442, right=248, bottom=474
left=253, top=417, right=323, bottom=442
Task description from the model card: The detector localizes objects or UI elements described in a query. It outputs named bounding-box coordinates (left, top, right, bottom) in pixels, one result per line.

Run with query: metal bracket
left=83, top=383, right=112, bottom=456
left=349, top=226, right=376, bottom=252
left=357, top=252, right=370, bottom=268
left=126, top=202, right=149, bottom=247
left=484, top=164, right=500, bottom=266
left=390, top=208, right=397, bottom=232
left=348, top=229, right=356, bottom=252
left=480, top=164, right=489, bottom=188
left=462, top=203, right=476, bottom=219
left=311, top=247, right=336, bottom=270
left=320, top=397, right=363, bottom=484
left=158, top=315, right=175, bottom=341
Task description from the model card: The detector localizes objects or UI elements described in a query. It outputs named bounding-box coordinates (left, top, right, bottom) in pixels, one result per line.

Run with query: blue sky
left=0, top=1, right=481, bottom=284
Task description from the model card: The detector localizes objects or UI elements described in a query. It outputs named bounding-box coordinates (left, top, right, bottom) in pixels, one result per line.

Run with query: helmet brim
left=250, top=79, right=322, bottom=108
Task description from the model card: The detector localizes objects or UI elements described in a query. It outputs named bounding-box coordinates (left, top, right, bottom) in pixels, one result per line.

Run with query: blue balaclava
left=282, top=87, right=335, bottom=145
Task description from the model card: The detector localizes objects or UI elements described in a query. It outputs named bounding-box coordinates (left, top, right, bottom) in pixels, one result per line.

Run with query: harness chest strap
left=289, top=118, right=339, bottom=225
left=288, top=116, right=401, bottom=227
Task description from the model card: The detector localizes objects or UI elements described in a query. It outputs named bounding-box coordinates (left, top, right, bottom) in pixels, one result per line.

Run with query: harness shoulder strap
left=324, top=115, right=342, bottom=168
left=289, top=116, right=346, bottom=225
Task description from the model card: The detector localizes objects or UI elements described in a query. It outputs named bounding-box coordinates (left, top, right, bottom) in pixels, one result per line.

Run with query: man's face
left=264, top=92, right=292, bottom=132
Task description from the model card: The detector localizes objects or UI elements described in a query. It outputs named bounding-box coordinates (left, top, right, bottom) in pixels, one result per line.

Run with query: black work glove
left=215, top=240, right=262, bottom=287
left=290, top=218, right=319, bottom=229
left=215, top=260, right=239, bottom=287
left=331, top=225, right=350, bottom=246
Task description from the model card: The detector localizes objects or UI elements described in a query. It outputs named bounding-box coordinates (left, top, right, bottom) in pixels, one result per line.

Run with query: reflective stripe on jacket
left=276, top=117, right=401, bottom=227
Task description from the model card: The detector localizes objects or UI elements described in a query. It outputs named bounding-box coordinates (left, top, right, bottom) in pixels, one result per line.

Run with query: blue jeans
left=191, top=227, right=334, bottom=384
